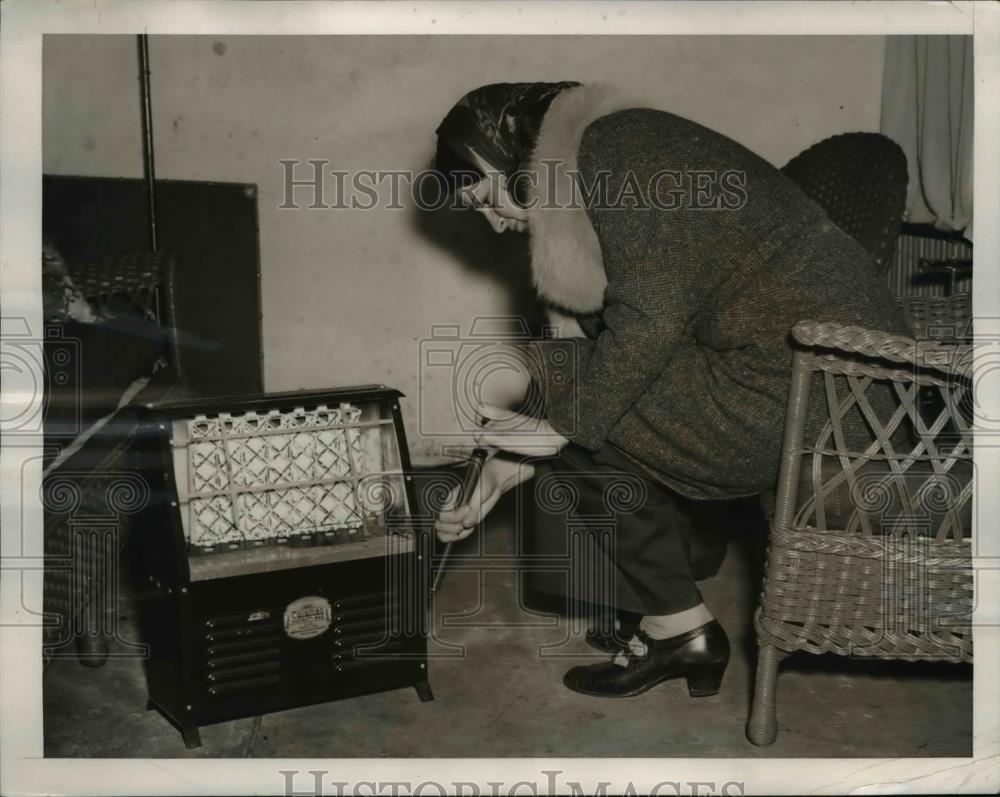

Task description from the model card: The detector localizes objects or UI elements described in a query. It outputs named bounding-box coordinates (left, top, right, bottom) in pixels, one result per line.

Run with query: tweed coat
left=524, top=85, right=910, bottom=500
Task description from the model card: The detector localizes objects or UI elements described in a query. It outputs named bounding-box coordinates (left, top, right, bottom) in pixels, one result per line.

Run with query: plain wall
left=43, top=34, right=886, bottom=462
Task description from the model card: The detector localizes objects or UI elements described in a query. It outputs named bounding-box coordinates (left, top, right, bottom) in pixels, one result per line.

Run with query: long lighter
left=430, top=447, right=489, bottom=594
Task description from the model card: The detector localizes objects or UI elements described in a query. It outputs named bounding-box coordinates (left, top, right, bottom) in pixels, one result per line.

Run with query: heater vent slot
left=206, top=660, right=282, bottom=683
left=206, top=648, right=282, bottom=669
left=205, top=635, right=285, bottom=657
left=333, top=630, right=393, bottom=649
left=334, top=591, right=397, bottom=610
left=207, top=674, right=282, bottom=696
left=204, top=610, right=278, bottom=629
left=333, top=637, right=410, bottom=673
left=334, top=637, right=408, bottom=662
left=204, top=621, right=282, bottom=643
left=201, top=613, right=285, bottom=696
left=334, top=602, right=399, bottom=624
left=203, top=610, right=286, bottom=658
left=334, top=617, right=394, bottom=637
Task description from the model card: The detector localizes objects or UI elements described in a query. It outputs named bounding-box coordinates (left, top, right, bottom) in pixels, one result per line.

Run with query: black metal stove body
left=134, top=386, right=431, bottom=748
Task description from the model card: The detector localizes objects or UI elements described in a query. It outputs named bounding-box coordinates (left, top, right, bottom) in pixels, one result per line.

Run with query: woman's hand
left=435, top=455, right=535, bottom=543
left=474, top=403, right=570, bottom=457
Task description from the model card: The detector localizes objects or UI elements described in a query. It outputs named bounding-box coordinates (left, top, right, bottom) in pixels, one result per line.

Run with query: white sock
left=639, top=604, right=714, bottom=640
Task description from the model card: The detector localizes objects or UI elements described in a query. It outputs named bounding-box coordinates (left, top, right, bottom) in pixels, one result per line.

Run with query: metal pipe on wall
left=137, top=33, right=158, bottom=251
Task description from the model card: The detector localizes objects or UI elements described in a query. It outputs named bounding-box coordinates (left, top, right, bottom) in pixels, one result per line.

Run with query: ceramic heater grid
left=171, top=403, right=395, bottom=553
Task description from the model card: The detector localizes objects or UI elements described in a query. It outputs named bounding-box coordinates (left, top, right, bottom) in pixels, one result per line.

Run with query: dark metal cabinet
left=134, top=386, right=432, bottom=748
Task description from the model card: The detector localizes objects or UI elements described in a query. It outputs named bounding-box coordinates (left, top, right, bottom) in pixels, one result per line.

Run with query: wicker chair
left=895, top=293, right=973, bottom=342
left=43, top=251, right=180, bottom=667
left=746, top=320, right=973, bottom=746
left=781, top=133, right=908, bottom=273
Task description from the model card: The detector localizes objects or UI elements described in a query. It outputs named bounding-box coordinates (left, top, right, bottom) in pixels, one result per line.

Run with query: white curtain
left=881, top=36, right=974, bottom=238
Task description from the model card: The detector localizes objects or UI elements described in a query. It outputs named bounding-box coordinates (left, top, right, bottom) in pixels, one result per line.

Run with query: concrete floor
left=44, top=493, right=972, bottom=758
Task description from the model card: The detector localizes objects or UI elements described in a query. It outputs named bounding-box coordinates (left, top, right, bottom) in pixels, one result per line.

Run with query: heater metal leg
left=181, top=726, right=202, bottom=749
left=414, top=680, right=434, bottom=703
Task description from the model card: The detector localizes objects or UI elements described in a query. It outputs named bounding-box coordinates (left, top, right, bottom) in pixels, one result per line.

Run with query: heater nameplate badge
left=283, top=596, right=332, bottom=640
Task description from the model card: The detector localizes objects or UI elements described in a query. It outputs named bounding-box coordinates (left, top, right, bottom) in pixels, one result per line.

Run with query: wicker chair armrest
left=792, top=320, right=972, bottom=379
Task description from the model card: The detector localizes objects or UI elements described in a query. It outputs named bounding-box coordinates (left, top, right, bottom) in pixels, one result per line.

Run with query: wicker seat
left=781, top=132, right=908, bottom=272
left=746, top=320, right=973, bottom=746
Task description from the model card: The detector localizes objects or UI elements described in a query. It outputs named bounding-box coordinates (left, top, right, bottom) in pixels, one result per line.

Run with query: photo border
left=2, top=1, right=998, bottom=794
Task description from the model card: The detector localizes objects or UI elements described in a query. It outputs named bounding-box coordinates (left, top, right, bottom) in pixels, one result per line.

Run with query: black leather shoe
left=585, top=609, right=641, bottom=654
left=564, top=620, right=730, bottom=698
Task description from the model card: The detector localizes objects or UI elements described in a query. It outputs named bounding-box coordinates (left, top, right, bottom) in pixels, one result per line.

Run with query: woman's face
left=459, top=150, right=529, bottom=234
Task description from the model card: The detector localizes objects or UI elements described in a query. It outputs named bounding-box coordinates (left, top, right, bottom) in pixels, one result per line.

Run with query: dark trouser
left=527, top=443, right=703, bottom=617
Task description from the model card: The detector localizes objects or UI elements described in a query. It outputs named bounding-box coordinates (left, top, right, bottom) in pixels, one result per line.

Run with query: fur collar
left=524, top=84, right=642, bottom=314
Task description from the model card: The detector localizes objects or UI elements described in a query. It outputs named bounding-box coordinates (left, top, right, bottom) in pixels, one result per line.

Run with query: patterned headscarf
left=435, top=82, right=580, bottom=190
